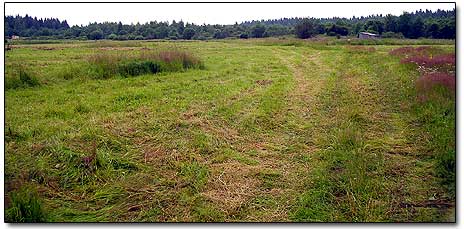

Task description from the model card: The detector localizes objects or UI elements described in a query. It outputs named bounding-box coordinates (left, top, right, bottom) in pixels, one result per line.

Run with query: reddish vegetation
left=401, top=54, right=455, bottom=69
left=389, top=46, right=442, bottom=57
left=416, top=72, right=455, bottom=93
left=390, top=46, right=456, bottom=102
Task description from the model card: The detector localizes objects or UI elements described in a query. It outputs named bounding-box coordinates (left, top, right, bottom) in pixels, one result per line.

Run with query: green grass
left=5, top=39, right=455, bottom=222
left=6, top=186, right=47, bottom=222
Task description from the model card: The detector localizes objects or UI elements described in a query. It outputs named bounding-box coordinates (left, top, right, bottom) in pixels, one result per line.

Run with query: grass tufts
left=179, top=161, right=209, bottom=193
left=87, top=49, right=204, bottom=79
left=6, top=186, right=48, bottom=222
left=6, top=67, right=41, bottom=90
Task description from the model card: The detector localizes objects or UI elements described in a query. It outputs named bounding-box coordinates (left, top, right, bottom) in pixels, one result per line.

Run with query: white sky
left=5, top=2, right=456, bottom=26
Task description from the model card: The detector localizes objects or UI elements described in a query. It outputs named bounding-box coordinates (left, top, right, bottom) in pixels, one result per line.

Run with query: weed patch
left=87, top=49, right=204, bottom=79
left=6, top=68, right=41, bottom=89
left=6, top=186, right=48, bottom=222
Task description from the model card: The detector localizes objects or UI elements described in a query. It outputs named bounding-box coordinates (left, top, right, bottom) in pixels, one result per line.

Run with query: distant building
left=11, top=35, right=20, bottom=40
left=358, top=32, right=379, bottom=39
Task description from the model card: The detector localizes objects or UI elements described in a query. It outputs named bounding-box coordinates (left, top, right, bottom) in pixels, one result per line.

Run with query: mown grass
left=5, top=39, right=455, bottom=222
left=291, top=44, right=455, bottom=222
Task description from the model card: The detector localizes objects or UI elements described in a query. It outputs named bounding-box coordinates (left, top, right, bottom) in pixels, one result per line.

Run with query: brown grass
left=202, top=162, right=261, bottom=216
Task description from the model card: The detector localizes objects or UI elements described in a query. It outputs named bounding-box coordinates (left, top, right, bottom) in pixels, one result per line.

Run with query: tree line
left=4, top=9, right=455, bottom=40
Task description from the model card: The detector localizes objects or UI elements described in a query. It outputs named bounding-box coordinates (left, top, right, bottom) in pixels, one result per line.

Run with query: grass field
left=4, top=38, right=455, bottom=222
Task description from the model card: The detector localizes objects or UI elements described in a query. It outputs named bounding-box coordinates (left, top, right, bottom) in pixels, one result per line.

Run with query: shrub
left=239, top=33, right=249, bottom=39
left=6, top=187, right=47, bottom=222
left=295, top=19, right=318, bottom=39
left=117, top=35, right=128, bottom=41
left=107, top=33, right=118, bottom=40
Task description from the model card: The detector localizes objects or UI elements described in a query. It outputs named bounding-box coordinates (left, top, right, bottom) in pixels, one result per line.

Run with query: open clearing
left=5, top=39, right=455, bottom=222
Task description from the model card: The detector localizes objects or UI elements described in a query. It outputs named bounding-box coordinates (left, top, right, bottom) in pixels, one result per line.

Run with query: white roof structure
left=359, top=32, right=379, bottom=36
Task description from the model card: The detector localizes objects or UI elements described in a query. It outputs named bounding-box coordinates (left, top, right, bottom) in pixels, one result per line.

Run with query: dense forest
left=4, top=9, right=455, bottom=40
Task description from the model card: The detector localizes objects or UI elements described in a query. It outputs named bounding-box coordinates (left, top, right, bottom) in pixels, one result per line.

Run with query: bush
left=327, top=31, right=337, bottom=37
left=87, top=30, right=104, bottom=40
left=107, top=33, right=118, bottom=40
left=239, top=33, right=249, bottom=39
left=251, top=24, right=266, bottom=38
left=117, top=35, right=128, bottom=41
left=295, top=19, right=318, bottom=39
left=6, top=187, right=47, bottom=222
left=182, top=28, right=196, bottom=40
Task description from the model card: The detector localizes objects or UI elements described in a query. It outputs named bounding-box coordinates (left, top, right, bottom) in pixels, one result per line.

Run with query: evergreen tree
left=295, top=19, right=318, bottom=39
left=251, top=23, right=266, bottom=38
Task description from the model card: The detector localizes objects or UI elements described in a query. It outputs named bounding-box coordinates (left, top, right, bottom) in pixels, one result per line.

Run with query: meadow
left=4, top=38, right=455, bottom=222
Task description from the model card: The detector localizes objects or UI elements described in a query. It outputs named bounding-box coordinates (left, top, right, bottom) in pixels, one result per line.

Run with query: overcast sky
left=5, top=2, right=455, bottom=26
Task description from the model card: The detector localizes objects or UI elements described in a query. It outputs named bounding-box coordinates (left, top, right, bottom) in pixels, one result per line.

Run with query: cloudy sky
left=5, top=2, right=455, bottom=26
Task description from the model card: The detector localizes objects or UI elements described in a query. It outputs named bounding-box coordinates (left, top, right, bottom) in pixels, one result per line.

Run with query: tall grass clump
left=416, top=72, right=455, bottom=100
left=6, top=186, right=47, bottom=222
left=88, top=52, right=125, bottom=79
left=87, top=49, right=204, bottom=79
left=392, top=45, right=456, bottom=197
left=117, top=60, right=161, bottom=77
left=6, top=67, right=41, bottom=90
left=140, top=50, right=205, bottom=71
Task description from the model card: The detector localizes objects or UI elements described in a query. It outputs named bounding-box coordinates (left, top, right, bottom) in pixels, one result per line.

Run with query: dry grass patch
left=202, top=162, right=261, bottom=217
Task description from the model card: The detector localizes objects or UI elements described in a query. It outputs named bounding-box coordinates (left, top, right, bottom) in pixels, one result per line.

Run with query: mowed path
left=192, top=47, right=331, bottom=221
left=215, top=45, right=455, bottom=222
